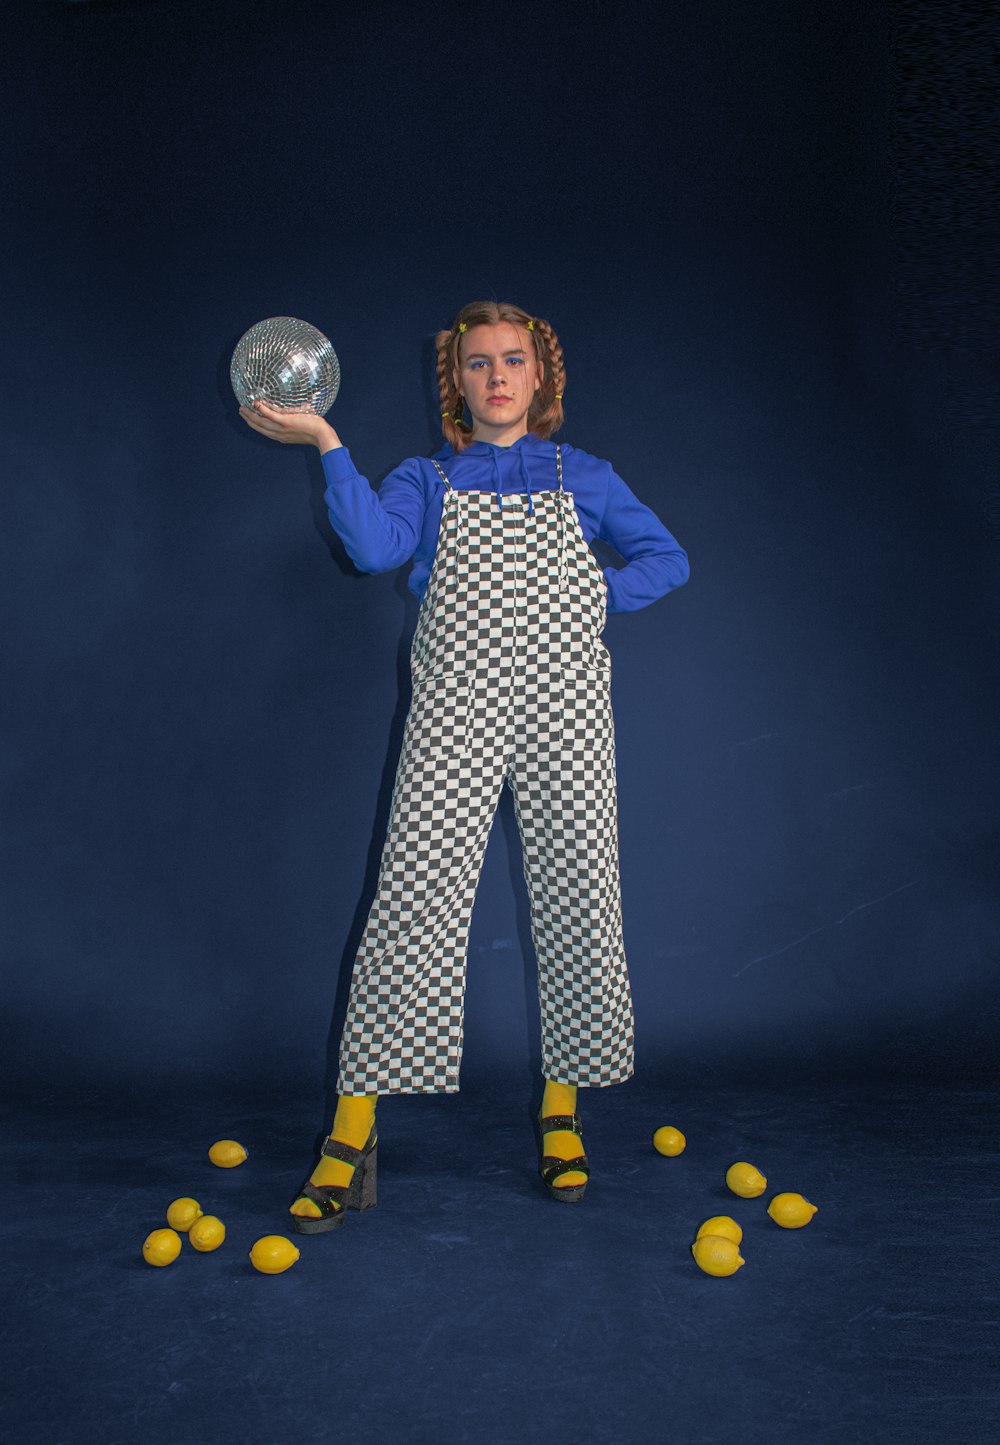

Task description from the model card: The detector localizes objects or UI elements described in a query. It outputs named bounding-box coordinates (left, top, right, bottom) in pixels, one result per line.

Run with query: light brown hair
left=435, top=300, right=566, bottom=453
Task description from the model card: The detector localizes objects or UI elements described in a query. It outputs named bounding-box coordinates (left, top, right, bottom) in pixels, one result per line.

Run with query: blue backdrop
left=3, top=0, right=996, bottom=1105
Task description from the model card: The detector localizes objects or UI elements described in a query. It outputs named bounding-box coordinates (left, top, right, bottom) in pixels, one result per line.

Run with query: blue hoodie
left=320, top=432, right=690, bottom=614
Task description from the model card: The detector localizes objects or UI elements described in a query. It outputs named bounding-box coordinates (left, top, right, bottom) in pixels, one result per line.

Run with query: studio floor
left=4, top=1072, right=995, bottom=1444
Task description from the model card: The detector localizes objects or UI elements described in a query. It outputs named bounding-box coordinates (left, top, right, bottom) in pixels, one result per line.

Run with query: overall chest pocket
left=559, top=665, right=614, bottom=754
left=405, top=668, right=471, bottom=760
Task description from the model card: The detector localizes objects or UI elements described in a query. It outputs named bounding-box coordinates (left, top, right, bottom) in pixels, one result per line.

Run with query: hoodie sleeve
left=321, top=445, right=426, bottom=574
left=598, top=463, right=691, bottom=614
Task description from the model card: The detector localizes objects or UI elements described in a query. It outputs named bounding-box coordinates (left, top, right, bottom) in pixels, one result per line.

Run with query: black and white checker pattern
left=336, top=447, right=635, bottom=1093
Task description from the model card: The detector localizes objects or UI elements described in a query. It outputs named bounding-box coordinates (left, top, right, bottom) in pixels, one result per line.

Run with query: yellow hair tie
left=555, top=392, right=563, bottom=400
left=527, top=319, right=534, bottom=330
left=458, top=322, right=467, bottom=332
left=441, top=410, right=450, bottom=417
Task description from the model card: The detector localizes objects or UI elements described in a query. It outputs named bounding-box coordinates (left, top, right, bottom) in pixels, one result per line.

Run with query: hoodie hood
left=434, top=432, right=554, bottom=515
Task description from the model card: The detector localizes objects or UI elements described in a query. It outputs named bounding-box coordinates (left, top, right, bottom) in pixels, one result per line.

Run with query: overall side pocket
left=404, top=668, right=471, bottom=760
left=559, top=664, right=613, bottom=754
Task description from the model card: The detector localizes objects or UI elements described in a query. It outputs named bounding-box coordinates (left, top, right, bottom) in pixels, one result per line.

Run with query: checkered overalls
left=336, top=445, right=635, bottom=1094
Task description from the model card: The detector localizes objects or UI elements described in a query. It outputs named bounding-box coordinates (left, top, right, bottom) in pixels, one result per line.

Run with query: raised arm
left=239, top=402, right=426, bottom=575
left=320, top=444, right=426, bottom=575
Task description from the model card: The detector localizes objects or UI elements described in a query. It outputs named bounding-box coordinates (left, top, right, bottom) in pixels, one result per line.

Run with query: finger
left=242, top=410, right=275, bottom=436
left=253, top=403, right=288, bottom=430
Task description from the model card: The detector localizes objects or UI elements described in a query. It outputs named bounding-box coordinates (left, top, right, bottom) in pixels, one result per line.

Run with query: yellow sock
left=541, top=1077, right=587, bottom=1188
left=290, top=1094, right=377, bottom=1218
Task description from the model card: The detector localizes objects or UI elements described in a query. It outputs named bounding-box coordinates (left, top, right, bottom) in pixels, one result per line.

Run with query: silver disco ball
left=230, top=316, right=341, bottom=415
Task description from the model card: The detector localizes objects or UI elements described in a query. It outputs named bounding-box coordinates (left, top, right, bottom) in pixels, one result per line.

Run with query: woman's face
left=452, top=321, right=542, bottom=441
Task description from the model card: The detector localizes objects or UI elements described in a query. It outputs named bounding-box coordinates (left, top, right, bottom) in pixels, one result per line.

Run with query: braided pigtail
left=435, top=323, right=474, bottom=451
left=526, top=315, right=566, bottom=438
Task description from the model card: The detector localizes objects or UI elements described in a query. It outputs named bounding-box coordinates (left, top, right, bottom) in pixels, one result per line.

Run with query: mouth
left=487, top=396, right=511, bottom=405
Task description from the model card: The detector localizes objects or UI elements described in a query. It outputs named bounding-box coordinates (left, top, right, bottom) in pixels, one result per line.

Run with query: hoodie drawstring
left=490, top=450, right=502, bottom=512
left=489, top=446, right=535, bottom=516
left=519, top=448, right=534, bottom=516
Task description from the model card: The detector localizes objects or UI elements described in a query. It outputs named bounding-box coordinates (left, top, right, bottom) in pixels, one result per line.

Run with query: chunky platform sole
left=291, top=1125, right=378, bottom=1234
left=536, top=1110, right=590, bottom=1203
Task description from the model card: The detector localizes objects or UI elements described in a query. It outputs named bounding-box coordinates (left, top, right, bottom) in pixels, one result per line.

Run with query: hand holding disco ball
left=232, top=316, right=342, bottom=450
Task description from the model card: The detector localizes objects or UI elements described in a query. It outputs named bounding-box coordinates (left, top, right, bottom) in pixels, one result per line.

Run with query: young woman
left=239, top=300, right=690, bottom=1232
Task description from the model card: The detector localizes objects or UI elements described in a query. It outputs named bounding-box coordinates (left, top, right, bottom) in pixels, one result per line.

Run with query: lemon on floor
left=142, top=1228, right=182, bottom=1267
left=250, top=1235, right=300, bottom=1274
left=209, top=1139, right=247, bottom=1168
left=767, top=1192, right=818, bottom=1228
left=695, top=1215, right=742, bottom=1245
left=166, top=1197, right=203, bottom=1232
left=691, top=1234, right=745, bottom=1276
left=652, top=1125, right=686, bottom=1155
left=726, top=1160, right=766, bottom=1197
left=189, top=1215, right=226, bottom=1251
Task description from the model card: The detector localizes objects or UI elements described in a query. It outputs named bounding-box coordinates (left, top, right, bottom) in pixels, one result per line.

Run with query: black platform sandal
left=290, top=1122, right=378, bottom=1234
left=536, top=1110, right=590, bottom=1203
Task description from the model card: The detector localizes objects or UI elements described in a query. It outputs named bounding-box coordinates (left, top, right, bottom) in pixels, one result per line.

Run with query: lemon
left=208, top=1139, right=247, bottom=1168
left=142, top=1227, right=182, bottom=1267
left=767, top=1192, right=818, bottom=1228
left=189, top=1215, right=226, bottom=1252
left=695, top=1215, right=743, bottom=1246
left=691, top=1234, right=745, bottom=1276
left=249, top=1235, right=301, bottom=1275
left=725, top=1161, right=766, bottom=1198
left=652, top=1126, right=686, bottom=1156
left=166, top=1197, right=203, bottom=1232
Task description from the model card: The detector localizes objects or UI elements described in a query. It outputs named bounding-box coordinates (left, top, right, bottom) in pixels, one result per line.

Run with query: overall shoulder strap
left=430, top=458, right=452, bottom=489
